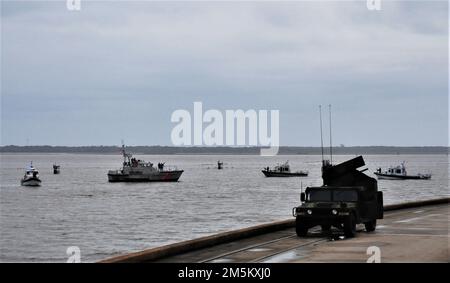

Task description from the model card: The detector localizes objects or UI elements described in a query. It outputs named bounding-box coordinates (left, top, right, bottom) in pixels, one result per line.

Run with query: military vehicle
left=292, top=156, right=384, bottom=238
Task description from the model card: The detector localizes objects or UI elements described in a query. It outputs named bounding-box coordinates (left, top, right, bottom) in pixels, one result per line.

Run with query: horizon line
left=1, top=145, right=449, bottom=148
left=0, top=144, right=450, bottom=149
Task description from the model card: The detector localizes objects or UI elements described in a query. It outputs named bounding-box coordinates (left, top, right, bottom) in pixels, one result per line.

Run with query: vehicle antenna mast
left=329, top=104, right=333, bottom=164
left=319, top=105, right=324, bottom=165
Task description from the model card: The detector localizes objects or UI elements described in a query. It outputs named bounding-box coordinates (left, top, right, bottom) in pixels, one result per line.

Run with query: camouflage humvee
left=293, top=156, right=383, bottom=238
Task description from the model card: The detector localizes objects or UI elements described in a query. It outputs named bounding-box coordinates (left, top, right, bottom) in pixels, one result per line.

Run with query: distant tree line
left=0, top=145, right=447, bottom=155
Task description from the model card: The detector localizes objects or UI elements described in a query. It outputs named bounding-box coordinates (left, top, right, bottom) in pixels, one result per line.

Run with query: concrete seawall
left=100, top=197, right=449, bottom=263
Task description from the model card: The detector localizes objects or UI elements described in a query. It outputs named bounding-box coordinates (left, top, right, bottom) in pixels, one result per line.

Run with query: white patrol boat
left=374, top=162, right=431, bottom=180
left=107, top=144, right=184, bottom=182
left=262, top=161, right=308, bottom=177
left=21, top=162, right=42, bottom=186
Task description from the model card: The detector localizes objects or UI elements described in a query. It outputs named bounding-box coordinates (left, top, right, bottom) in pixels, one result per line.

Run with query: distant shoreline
left=0, top=146, right=448, bottom=155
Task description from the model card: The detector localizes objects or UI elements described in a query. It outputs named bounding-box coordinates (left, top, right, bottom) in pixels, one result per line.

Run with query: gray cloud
left=1, top=0, right=448, bottom=146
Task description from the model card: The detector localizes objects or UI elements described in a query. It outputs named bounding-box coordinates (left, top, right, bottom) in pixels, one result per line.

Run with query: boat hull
left=108, top=170, right=184, bottom=182
left=21, top=178, right=41, bottom=186
left=262, top=170, right=308, bottom=177
left=374, top=172, right=431, bottom=180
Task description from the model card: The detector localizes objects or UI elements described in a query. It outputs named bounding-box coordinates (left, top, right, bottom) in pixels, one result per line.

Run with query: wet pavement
left=155, top=204, right=449, bottom=263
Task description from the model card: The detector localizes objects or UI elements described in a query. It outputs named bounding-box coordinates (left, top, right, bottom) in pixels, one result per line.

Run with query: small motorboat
left=374, top=162, right=431, bottom=180
left=53, top=164, right=60, bottom=174
left=262, top=161, right=308, bottom=177
left=21, top=162, right=42, bottom=186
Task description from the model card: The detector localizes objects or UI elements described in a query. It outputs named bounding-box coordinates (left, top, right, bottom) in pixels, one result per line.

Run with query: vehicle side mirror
left=300, top=192, right=306, bottom=202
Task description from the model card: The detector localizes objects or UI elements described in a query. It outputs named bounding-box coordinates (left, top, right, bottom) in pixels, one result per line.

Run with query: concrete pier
left=101, top=198, right=449, bottom=263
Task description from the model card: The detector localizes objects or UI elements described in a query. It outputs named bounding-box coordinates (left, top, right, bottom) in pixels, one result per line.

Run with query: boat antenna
left=319, top=105, right=324, bottom=165
left=329, top=104, right=333, bottom=164
left=121, top=140, right=127, bottom=163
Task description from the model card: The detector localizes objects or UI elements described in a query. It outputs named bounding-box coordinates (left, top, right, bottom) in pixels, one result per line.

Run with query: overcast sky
left=1, top=0, right=448, bottom=146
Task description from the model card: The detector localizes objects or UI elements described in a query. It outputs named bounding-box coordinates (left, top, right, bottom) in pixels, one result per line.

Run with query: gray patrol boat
left=107, top=145, right=184, bottom=182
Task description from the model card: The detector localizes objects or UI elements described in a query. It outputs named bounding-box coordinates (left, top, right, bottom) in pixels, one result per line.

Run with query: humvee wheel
left=344, top=214, right=356, bottom=238
left=296, top=217, right=308, bottom=237
left=321, top=224, right=331, bottom=232
left=364, top=220, right=377, bottom=232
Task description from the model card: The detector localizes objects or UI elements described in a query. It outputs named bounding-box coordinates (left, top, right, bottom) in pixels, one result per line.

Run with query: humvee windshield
left=308, top=189, right=358, bottom=202
left=333, top=190, right=358, bottom=202
left=308, top=190, right=331, bottom=201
